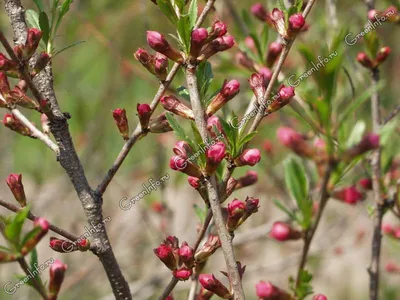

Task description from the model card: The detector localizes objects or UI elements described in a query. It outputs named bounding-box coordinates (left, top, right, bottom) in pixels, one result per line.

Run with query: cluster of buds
left=277, top=127, right=315, bottom=158
left=224, top=197, right=259, bottom=232
left=270, top=8, right=307, bottom=41
left=170, top=140, right=202, bottom=177
left=234, top=148, right=261, bottom=167
left=6, top=173, right=27, bottom=207
left=13, top=28, right=43, bottom=62
left=198, top=274, right=232, bottom=299
left=194, top=21, right=235, bottom=61
left=332, top=185, right=365, bottom=205
left=112, top=108, right=129, bottom=140
left=255, top=281, right=292, bottom=300
left=382, top=223, right=400, bottom=239
left=206, top=79, right=240, bottom=116
left=20, top=218, right=49, bottom=255
left=161, top=95, right=194, bottom=120
left=49, top=237, right=90, bottom=253
left=2, top=113, right=33, bottom=137
left=146, top=31, right=183, bottom=63
left=134, top=48, right=169, bottom=81
left=357, top=46, right=391, bottom=70
left=343, top=133, right=380, bottom=161
left=153, top=236, right=195, bottom=281
left=48, top=259, right=67, bottom=300
left=368, top=6, right=400, bottom=23
left=269, top=221, right=302, bottom=241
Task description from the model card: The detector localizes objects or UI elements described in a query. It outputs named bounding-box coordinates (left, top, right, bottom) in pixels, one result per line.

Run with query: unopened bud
left=112, top=108, right=129, bottom=140
left=236, top=52, right=255, bottom=71
left=206, top=142, right=226, bottom=174
left=332, top=186, right=364, bottom=205
left=170, top=155, right=202, bottom=178
left=313, top=294, right=328, bottom=300
left=376, top=46, right=391, bottom=64
left=206, top=80, right=240, bottom=116
left=288, top=13, right=305, bottom=36
left=154, top=243, right=177, bottom=270
left=6, top=173, right=26, bottom=207
left=359, top=178, right=372, bottom=190
left=269, top=221, right=302, bottom=241
left=344, top=133, right=379, bottom=160
left=21, top=218, right=49, bottom=255
left=277, top=127, right=315, bottom=157
left=234, top=148, right=261, bottom=167
left=267, top=85, right=295, bottom=114
left=173, top=141, right=193, bottom=159
left=134, top=48, right=155, bottom=75
left=251, top=3, right=268, bottom=21
left=0, top=72, right=10, bottom=97
left=199, top=36, right=234, bottom=60
left=149, top=112, right=173, bottom=133
left=270, top=9, right=286, bottom=37
left=25, top=28, right=42, bottom=60
left=49, top=259, right=67, bottom=298
left=154, top=53, right=168, bottom=81
left=208, top=21, right=228, bottom=40
left=191, top=28, right=208, bottom=58
left=0, top=53, right=18, bottom=72
left=173, top=266, right=192, bottom=281
left=40, top=114, right=50, bottom=134
left=357, top=52, right=374, bottom=69
left=235, top=171, right=258, bottom=189
left=195, top=235, right=221, bottom=263
left=49, top=237, right=78, bottom=253
left=256, top=281, right=292, bottom=300
left=227, top=199, right=246, bottom=231
left=266, top=42, right=283, bottom=67
left=178, top=242, right=195, bottom=268
left=2, top=113, right=33, bottom=137
left=137, top=104, right=151, bottom=129
left=188, top=176, right=200, bottom=189
left=8, top=86, right=39, bottom=109
left=206, top=115, right=223, bottom=137
left=147, top=31, right=183, bottom=62
left=161, top=95, right=194, bottom=120
left=249, top=73, right=266, bottom=101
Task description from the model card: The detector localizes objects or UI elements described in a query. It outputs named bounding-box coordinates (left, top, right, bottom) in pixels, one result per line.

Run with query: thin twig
left=17, top=257, right=49, bottom=300
left=158, top=277, right=179, bottom=300
left=383, top=104, right=400, bottom=125
left=11, top=108, right=60, bottom=154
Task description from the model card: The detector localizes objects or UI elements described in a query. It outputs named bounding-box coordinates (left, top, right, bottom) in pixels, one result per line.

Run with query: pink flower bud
left=385, top=262, right=400, bottom=273
left=77, top=239, right=90, bottom=251
left=209, top=21, right=228, bottom=39
left=313, top=294, right=328, bottom=300
left=191, top=28, right=208, bottom=58
left=206, top=80, right=240, bottom=116
left=25, top=28, right=42, bottom=60
left=188, top=176, right=200, bottom=189
left=2, top=113, right=32, bottom=136
left=267, top=85, right=295, bottom=113
left=270, top=9, right=286, bottom=37
left=199, top=274, right=231, bottom=298
left=0, top=72, right=10, bottom=97
left=266, top=42, right=283, bottom=67
left=368, top=9, right=378, bottom=21
left=137, top=103, right=151, bottom=129
left=332, top=186, right=364, bottom=204
left=357, top=52, right=374, bottom=69
left=112, top=108, right=129, bottom=140
left=161, top=95, right=194, bottom=120
left=200, top=36, right=235, bottom=60
left=376, top=46, right=391, bottom=64
left=256, top=281, right=291, bottom=299
left=270, top=221, right=302, bottom=241
left=195, top=235, right=221, bottom=262
left=206, top=142, right=226, bottom=174
left=359, top=178, right=372, bottom=190
left=149, top=112, right=173, bottom=133
left=173, top=266, right=192, bottom=281
left=226, top=199, right=246, bottom=231
left=169, top=155, right=202, bottom=178
left=49, top=260, right=67, bottom=297
left=173, top=141, right=192, bottom=159
left=154, top=243, right=177, bottom=270
left=154, top=53, right=168, bottom=81
left=236, top=52, right=254, bottom=70
left=249, top=73, right=266, bottom=100
left=345, top=133, right=380, bottom=159
left=235, top=148, right=261, bottom=167
left=49, top=237, right=78, bottom=253
left=288, top=13, right=305, bottom=32
left=277, top=127, right=315, bottom=157
left=21, top=218, right=49, bottom=255
left=259, top=67, right=272, bottom=86
left=235, top=171, right=258, bottom=189
left=6, top=173, right=26, bottom=207
left=245, top=36, right=256, bottom=50
left=134, top=48, right=155, bottom=75
left=0, top=53, right=18, bottom=72
left=147, top=31, right=183, bottom=62
left=251, top=3, right=268, bottom=21
left=382, top=223, right=394, bottom=235
left=8, top=86, right=39, bottom=109
left=178, top=242, right=195, bottom=267
left=244, top=196, right=259, bottom=215
left=206, top=115, right=223, bottom=137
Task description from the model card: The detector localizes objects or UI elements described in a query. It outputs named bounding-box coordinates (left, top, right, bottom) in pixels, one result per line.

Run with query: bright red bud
left=288, top=13, right=305, bottom=32
left=154, top=243, right=177, bottom=270
left=112, top=108, right=129, bottom=140
left=173, top=266, right=192, bottom=281
left=137, top=103, right=151, bottom=129
left=49, top=259, right=67, bottom=297
left=359, top=178, right=373, bottom=190
left=357, top=52, right=374, bottom=69
left=270, top=221, right=302, bottom=241
left=191, top=28, right=208, bottom=58
left=199, top=274, right=231, bottom=298
left=313, top=294, right=328, bottom=300
left=188, top=176, right=200, bottom=189
left=209, top=21, right=228, bottom=39
left=147, top=31, right=183, bottom=62
left=178, top=242, right=195, bottom=267
left=376, top=46, right=391, bottom=64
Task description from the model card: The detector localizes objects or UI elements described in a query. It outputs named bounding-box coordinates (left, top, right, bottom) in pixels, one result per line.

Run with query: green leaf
left=175, top=0, right=186, bottom=14
left=249, top=33, right=264, bottom=64
left=260, top=26, right=269, bottom=57
left=26, top=10, right=40, bottom=29
left=59, top=0, right=74, bottom=18
left=33, top=0, right=44, bottom=11
left=156, top=0, right=179, bottom=26
left=30, top=248, right=38, bottom=270
left=177, top=86, right=191, bottom=102
left=238, top=131, right=257, bottom=150
left=197, top=61, right=214, bottom=101
left=278, top=0, right=286, bottom=11
left=193, top=204, right=206, bottom=223
left=39, top=12, right=50, bottom=45
left=177, top=14, right=192, bottom=53
left=52, top=40, right=85, bottom=57
left=294, top=0, right=303, bottom=12
left=188, top=0, right=198, bottom=28
left=165, top=113, right=197, bottom=151
left=364, top=30, right=380, bottom=58
left=241, top=10, right=255, bottom=35
left=5, top=206, right=30, bottom=244
left=346, top=120, right=366, bottom=148
left=273, top=199, right=298, bottom=222
left=379, top=119, right=398, bottom=147
left=20, top=226, right=41, bottom=249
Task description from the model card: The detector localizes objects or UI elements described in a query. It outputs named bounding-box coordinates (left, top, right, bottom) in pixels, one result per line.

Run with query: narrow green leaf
left=165, top=113, right=197, bottom=151
left=294, top=0, right=303, bottom=12
left=52, top=40, right=85, bottom=57
left=156, top=0, right=179, bottom=25
left=30, top=248, right=39, bottom=270
left=249, top=33, right=264, bottom=64
left=379, top=119, right=398, bottom=147
left=188, top=0, right=198, bottom=28
left=193, top=204, right=205, bottom=223
left=177, top=14, right=192, bottom=53
left=5, top=206, right=30, bottom=243
left=59, top=0, right=74, bottom=17
left=364, top=30, right=380, bottom=58
left=238, top=131, right=257, bottom=149
left=39, top=12, right=50, bottom=45
left=278, top=0, right=286, bottom=11
left=20, top=226, right=41, bottom=249
left=33, top=0, right=44, bottom=11
left=25, top=10, right=40, bottom=29
left=176, top=86, right=191, bottom=102
left=273, top=199, right=298, bottom=222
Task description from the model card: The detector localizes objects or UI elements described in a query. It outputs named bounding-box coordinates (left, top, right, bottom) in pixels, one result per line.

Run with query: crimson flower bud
left=357, top=52, right=374, bottom=69
left=344, top=133, right=379, bottom=160
left=77, top=239, right=90, bottom=251
left=169, top=155, right=202, bottom=178
left=267, top=85, right=295, bottom=114
left=313, top=294, right=328, bottom=300
left=382, top=223, right=394, bottom=235
left=49, top=237, right=78, bottom=253
left=251, top=3, right=268, bottom=21
left=266, top=42, right=283, bottom=67
left=234, top=148, right=261, bottom=167
left=134, top=48, right=155, bottom=75
left=165, top=295, right=174, bottom=300
left=384, top=6, right=400, bottom=22
left=195, top=235, right=221, bottom=263
left=21, top=218, right=49, bottom=255
left=207, top=115, right=223, bottom=137
left=178, top=242, right=195, bottom=267
left=359, top=177, right=372, bottom=190
left=6, top=173, right=26, bottom=207
left=34, top=52, right=51, bottom=74
left=164, top=236, right=180, bottom=248
left=209, top=21, right=228, bottom=40
left=385, top=262, right=400, bottom=273
left=244, top=197, right=259, bottom=216
left=332, top=186, right=364, bottom=205
left=112, top=108, right=129, bottom=140
left=368, top=9, right=378, bottom=21
left=137, top=103, right=151, bottom=129
left=199, top=36, right=235, bottom=60
left=49, top=259, right=67, bottom=298
left=277, top=127, right=315, bottom=158
left=206, top=142, right=226, bottom=174
left=288, top=13, right=305, bottom=34
left=149, top=112, right=173, bottom=133
left=227, top=199, right=245, bottom=231
left=161, top=95, right=195, bottom=120
left=154, top=243, right=177, bottom=270
left=256, top=281, right=292, bottom=300
left=2, top=113, right=33, bottom=137
left=173, top=141, right=192, bottom=159
left=270, top=221, right=302, bottom=241
left=8, top=86, right=39, bottom=109
left=270, top=9, right=286, bottom=37
left=259, top=67, right=272, bottom=86
left=235, top=171, right=258, bottom=189
left=0, top=53, right=18, bottom=72
left=173, top=266, right=192, bottom=281
left=376, top=46, right=391, bottom=64
left=154, top=53, right=168, bottom=81
left=188, top=176, right=200, bottom=189
left=191, top=28, right=208, bottom=58
left=199, top=274, right=231, bottom=298
left=249, top=73, right=266, bottom=101
left=206, top=80, right=240, bottom=116
left=147, top=31, right=183, bottom=62
left=0, top=72, right=10, bottom=97
left=25, top=28, right=42, bottom=60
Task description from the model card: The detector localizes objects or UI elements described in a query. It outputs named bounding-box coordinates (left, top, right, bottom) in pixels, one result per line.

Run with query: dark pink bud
left=169, top=155, right=202, bottom=178
left=376, top=46, right=391, bottom=64
left=188, top=176, right=200, bottom=189
left=195, top=235, right=221, bottom=262
left=134, top=48, right=155, bottom=75
left=357, top=52, right=374, bottom=69
left=147, top=31, right=183, bottom=62
left=154, top=53, right=168, bottom=81
left=207, top=115, right=223, bottom=137
left=249, top=73, right=265, bottom=100
left=137, top=104, right=151, bottom=129
left=288, top=13, right=305, bottom=32
left=199, top=274, right=231, bottom=298
left=24, top=28, right=42, bottom=60
left=245, top=36, right=256, bottom=50
left=49, top=260, right=67, bottom=297
left=368, top=9, right=378, bottom=21
left=251, top=3, right=268, bottom=21
left=6, top=173, right=26, bottom=207
left=359, top=178, right=372, bottom=190
left=244, top=196, right=259, bottom=215
left=21, top=218, right=49, bottom=255
left=200, top=36, right=234, bottom=60
left=164, top=236, right=179, bottom=248
left=0, top=53, right=18, bottom=72
left=256, top=281, right=291, bottom=299
left=206, top=141, right=226, bottom=163
left=0, top=72, right=11, bottom=96
left=385, top=262, right=400, bottom=273
left=149, top=112, right=173, bottom=133
left=173, top=266, right=192, bottom=281
left=209, top=21, right=228, bottom=39
left=112, top=108, right=129, bottom=140
left=206, top=80, right=240, bottom=116
left=270, top=9, right=286, bottom=37
left=279, top=85, right=295, bottom=100
left=49, top=237, right=78, bottom=253
left=267, top=85, right=295, bottom=113
left=332, top=186, right=364, bottom=204
left=382, top=223, right=394, bottom=235
left=235, top=171, right=258, bottom=189
left=313, top=294, right=328, bottom=300
left=161, top=95, right=194, bottom=120
left=228, top=199, right=245, bottom=217
left=345, top=133, right=380, bottom=160
left=173, top=141, right=192, bottom=159
left=178, top=242, right=195, bottom=267
left=277, top=127, right=315, bottom=157
left=154, top=243, right=177, bottom=270
left=77, top=239, right=90, bottom=251
left=270, top=221, right=302, bottom=241
left=235, top=148, right=261, bottom=167
left=259, top=67, right=272, bottom=86
left=191, top=28, right=208, bottom=58
left=266, top=42, right=283, bottom=67
left=236, top=52, right=254, bottom=70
